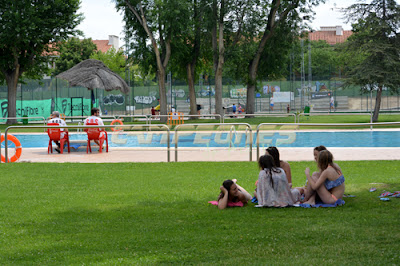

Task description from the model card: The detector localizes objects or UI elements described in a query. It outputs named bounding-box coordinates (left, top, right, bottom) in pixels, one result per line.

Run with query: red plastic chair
left=85, top=122, right=108, bottom=153
left=47, top=123, right=70, bottom=154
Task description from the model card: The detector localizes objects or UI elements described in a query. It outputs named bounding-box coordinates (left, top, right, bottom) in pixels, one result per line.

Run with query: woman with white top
left=256, top=155, right=300, bottom=207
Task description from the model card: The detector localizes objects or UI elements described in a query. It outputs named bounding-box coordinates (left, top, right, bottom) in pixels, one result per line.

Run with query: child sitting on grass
left=303, top=150, right=345, bottom=205
left=301, top=146, right=343, bottom=203
left=256, top=155, right=300, bottom=207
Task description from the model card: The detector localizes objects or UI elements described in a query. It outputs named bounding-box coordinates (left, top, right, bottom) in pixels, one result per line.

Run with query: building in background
left=309, top=26, right=352, bottom=45
left=92, top=35, right=120, bottom=52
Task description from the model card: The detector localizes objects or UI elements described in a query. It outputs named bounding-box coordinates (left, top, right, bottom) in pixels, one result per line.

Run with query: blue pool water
left=2, top=130, right=400, bottom=148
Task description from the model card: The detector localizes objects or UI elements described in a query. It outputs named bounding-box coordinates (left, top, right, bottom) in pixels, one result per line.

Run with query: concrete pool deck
left=6, top=147, right=400, bottom=163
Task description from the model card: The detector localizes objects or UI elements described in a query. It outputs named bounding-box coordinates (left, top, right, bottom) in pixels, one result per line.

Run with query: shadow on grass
left=3, top=192, right=400, bottom=264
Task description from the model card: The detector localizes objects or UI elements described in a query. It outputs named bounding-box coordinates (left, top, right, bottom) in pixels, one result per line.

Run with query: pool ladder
left=229, top=126, right=249, bottom=148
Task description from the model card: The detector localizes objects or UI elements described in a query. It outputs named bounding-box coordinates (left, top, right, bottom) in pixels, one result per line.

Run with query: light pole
left=301, top=39, right=305, bottom=109
left=308, top=39, right=312, bottom=105
left=370, top=87, right=373, bottom=128
left=168, top=72, right=172, bottom=112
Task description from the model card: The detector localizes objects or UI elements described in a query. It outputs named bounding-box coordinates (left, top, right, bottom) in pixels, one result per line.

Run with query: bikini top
left=324, top=165, right=345, bottom=190
left=325, top=175, right=345, bottom=190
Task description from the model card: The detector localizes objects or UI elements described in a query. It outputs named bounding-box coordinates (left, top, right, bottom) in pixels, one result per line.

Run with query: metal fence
left=2, top=121, right=400, bottom=163
left=1, top=76, right=400, bottom=118
left=1, top=124, right=171, bottom=163
left=174, top=123, right=253, bottom=162
left=255, top=122, right=400, bottom=159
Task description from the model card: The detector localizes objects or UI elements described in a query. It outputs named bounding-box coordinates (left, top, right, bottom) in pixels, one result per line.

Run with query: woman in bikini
left=313, top=145, right=341, bottom=171
left=265, top=146, right=292, bottom=187
left=217, top=179, right=252, bottom=209
left=300, top=146, right=342, bottom=202
left=304, top=150, right=345, bottom=204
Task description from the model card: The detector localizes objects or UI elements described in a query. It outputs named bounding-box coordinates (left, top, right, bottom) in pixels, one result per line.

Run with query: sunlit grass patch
left=0, top=161, right=399, bottom=264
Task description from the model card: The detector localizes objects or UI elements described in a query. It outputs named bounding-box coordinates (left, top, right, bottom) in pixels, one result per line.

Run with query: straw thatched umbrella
left=56, top=59, right=130, bottom=110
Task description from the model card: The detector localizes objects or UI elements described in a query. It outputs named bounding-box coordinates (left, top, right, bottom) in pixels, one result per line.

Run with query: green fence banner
left=53, top=98, right=97, bottom=117
left=0, top=99, right=52, bottom=118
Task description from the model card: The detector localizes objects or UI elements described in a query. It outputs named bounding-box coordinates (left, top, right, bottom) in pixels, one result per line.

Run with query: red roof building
left=308, top=26, right=353, bottom=45
left=92, top=35, right=120, bottom=52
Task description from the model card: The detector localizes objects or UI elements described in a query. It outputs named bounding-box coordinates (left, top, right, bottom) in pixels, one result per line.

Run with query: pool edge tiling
left=6, top=129, right=400, bottom=148
left=9, top=147, right=400, bottom=163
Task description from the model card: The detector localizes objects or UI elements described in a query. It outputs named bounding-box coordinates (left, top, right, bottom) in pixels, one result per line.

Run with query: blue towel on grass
left=299, top=199, right=345, bottom=208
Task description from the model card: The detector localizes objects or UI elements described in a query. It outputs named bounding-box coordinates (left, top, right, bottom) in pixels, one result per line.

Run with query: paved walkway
left=7, top=147, right=400, bottom=163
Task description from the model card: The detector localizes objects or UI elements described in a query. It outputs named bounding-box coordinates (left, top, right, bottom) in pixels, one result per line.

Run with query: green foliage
left=304, top=40, right=341, bottom=78
left=341, top=0, right=400, bottom=92
left=90, top=47, right=127, bottom=78
left=0, top=162, right=399, bottom=264
left=168, top=0, right=211, bottom=82
left=0, top=0, right=83, bottom=80
left=223, top=0, right=324, bottom=86
left=0, top=0, right=82, bottom=121
left=339, top=0, right=400, bottom=121
left=53, top=37, right=97, bottom=75
left=116, top=0, right=188, bottom=76
left=257, top=20, right=299, bottom=81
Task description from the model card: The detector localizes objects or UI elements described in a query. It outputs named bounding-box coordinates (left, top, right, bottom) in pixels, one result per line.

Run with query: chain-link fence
left=1, top=75, right=400, bottom=119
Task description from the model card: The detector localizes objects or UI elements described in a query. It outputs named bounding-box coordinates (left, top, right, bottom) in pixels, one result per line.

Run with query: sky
left=77, top=0, right=358, bottom=44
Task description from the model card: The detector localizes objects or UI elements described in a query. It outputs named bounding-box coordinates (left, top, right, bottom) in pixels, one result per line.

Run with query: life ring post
left=110, top=119, right=124, bottom=132
left=1, top=134, right=22, bottom=163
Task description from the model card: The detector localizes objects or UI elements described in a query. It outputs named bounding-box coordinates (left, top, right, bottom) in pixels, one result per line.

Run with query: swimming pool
left=2, top=130, right=400, bottom=148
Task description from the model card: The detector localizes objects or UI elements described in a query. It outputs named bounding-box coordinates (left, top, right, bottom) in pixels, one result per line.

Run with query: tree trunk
left=372, top=86, right=383, bottom=122
left=187, top=64, right=198, bottom=119
left=246, top=35, right=273, bottom=115
left=157, top=68, right=168, bottom=123
left=212, top=0, right=224, bottom=118
left=212, top=0, right=218, bottom=74
left=246, top=82, right=256, bottom=116
left=187, top=0, right=201, bottom=120
left=214, top=57, right=223, bottom=116
left=124, top=1, right=169, bottom=123
left=4, top=68, right=20, bottom=125
left=244, top=0, right=297, bottom=114
left=214, top=16, right=225, bottom=117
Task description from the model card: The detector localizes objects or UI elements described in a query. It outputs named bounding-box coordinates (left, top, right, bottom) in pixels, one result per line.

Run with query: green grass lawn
left=1, top=162, right=399, bottom=264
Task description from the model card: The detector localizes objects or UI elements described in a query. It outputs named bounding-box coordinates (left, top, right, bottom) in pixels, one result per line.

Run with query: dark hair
left=218, top=179, right=236, bottom=201
left=258, top=155, right=281, bottom=188
left=265, top=146, right=280, bottom=167
left=91, top=108, right=99, bottom=116
left=314, top=145, right=327, bottom=152
left=318, top=150, right=339, bottom=173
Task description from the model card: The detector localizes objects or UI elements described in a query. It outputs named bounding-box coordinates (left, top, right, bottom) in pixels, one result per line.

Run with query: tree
left=53, top=37, right=97, bottom=75
left=209, top=0, right=252, bottom=117
left=305, top=40, right=341, bottom=78
left=210, top=0, right=321, bottom=115
left=90, top=47, right=127, bottom=78
left=342, top=0, right=400, bottom=122
left=244, top=0, right=322, bottom=114
left=115, top=0, right=189, bottom=122
left=168, top=0, right=207, bottom=118
left=0, top=0, right=82, bottom=124
left=211, top=0, right=226, bottom=117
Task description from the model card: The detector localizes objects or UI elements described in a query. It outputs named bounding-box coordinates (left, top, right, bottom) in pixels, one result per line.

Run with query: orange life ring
left=1, top=134, right=22, bottom=163
left=110, top=119, right=124, bottom=131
